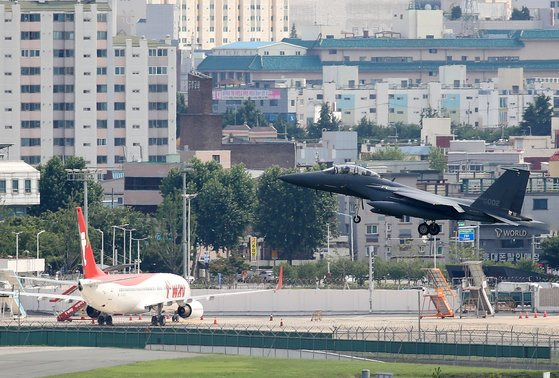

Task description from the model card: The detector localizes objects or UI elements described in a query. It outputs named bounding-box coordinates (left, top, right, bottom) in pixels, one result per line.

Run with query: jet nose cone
left=279, top=173, right=300, bottom=185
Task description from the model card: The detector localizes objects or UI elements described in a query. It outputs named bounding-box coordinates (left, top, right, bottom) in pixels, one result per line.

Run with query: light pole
left=182, top=162, right=196, bottom=280
left=36, top=230, right=45, bottom=277
left=131, top=236, right=149, bottom=273
left=94, top=228, right=104, bottom=268
left=127, top=228, right=135, bottom=273
left=336, top=212, right=354, bottom=261
left=66, top=169, right=98, bottom=231
left=112, top=224, right=128, bottom=266
left=13, top=232, right=21, bottom=275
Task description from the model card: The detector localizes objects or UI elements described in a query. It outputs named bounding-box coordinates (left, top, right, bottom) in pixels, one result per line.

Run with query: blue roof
left=216, top=41, right=278, bottom=49
left=400, top=146, right=432, bottom=155
left=198, top=55, right=559, bottom=73
left=282, top=37, right=523, bottom=49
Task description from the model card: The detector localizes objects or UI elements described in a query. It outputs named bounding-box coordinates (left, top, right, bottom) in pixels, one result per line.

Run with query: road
left=0, top=346, right=198, bottom=377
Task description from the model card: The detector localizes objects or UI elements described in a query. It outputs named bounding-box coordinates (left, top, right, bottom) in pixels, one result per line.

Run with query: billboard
left=213, top=89, right=281, bottom=101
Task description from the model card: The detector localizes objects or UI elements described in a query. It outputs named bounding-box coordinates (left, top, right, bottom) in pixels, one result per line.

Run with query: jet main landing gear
left=418, top=222, right=441, bottom=236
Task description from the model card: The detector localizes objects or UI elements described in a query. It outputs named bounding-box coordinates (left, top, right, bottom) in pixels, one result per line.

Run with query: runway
left=0, top=346, right=198, bottom=377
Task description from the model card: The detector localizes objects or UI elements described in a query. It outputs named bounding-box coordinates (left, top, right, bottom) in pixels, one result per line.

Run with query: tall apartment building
left=172, top=0, right=289, bottom=49
left=0, top=0, right=176, bottom=168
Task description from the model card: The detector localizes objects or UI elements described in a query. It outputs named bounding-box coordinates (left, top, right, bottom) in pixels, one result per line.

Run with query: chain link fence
left=0, top=320, right=554, bottom=366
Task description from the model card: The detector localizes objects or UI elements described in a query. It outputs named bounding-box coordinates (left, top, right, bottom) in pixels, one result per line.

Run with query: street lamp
left=131, top=236, right=149, bottom=273
left=94, top=228, right=104, bottom=268
left=336, top=212, right=354, bottom=261
left=182, top=162, right=197, bottom=280
left=36, top=230, right=45, bottom=277
left=112, top=223, right=128, bottom=266
left=126, top=228, right=136, bottom=273
left=13, top=232, right=21, bottom=275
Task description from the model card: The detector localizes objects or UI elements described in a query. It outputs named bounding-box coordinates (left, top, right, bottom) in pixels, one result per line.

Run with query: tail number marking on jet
left=481, top=198, right=500, bottom=207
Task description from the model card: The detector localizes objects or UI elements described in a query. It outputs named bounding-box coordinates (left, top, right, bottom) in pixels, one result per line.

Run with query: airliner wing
left=16, top=276, right=76, bottom=285
left=187, top=288, right=278, bottom=303
left=0, top=290, right=82, bottom=302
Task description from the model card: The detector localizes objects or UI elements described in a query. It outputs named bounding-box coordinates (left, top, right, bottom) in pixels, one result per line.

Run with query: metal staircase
left=421, top=268, right=455, bottom=318
left=0, top=270, right=27, bottom=318
left=461, top=261, right=495, bottom=316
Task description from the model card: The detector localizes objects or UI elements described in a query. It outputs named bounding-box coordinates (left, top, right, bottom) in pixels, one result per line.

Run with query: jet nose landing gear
left=418, top=222, right=441, bottom=236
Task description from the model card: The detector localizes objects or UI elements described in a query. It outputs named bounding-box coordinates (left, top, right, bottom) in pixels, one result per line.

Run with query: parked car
left=258, top=270, right=276, bottom=282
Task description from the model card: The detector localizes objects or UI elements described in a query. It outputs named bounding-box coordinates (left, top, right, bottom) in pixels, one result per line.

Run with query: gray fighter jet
left=280, top=165, right=534, bottom=236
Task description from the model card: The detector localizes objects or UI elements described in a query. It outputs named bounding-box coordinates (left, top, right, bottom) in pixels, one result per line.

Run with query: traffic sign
left=458, top=227, right=475, bottom=242
left=457, top=221, right=465, bottom=227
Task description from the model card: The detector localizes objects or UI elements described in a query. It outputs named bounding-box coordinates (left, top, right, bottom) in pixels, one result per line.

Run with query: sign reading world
left=213, top=89, right=281, bottom=101
left=458, top=227, right=475, bottom=242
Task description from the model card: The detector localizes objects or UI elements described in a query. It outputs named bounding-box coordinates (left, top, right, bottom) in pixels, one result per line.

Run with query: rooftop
left=112, top=35, right=172, bottom=48
left=282, top=37, right=523, bottom=49
left=0, top=161, right=39, bottom=174
left=0, top=0, right=111, bottom=11
left=198, top=55, right=559, bottom=73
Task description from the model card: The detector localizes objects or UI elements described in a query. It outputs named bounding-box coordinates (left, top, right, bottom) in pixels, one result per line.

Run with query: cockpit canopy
left=323, top=164, right=380, bottom=177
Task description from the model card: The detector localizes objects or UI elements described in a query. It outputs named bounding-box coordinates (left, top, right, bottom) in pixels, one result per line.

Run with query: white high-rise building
left=147, top=0, right=289, bottom=50
left=0, top=0, right=176, bottom=168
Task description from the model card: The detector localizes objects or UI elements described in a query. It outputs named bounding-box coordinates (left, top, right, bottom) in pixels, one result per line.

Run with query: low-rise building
left=0, top=161, right=40, bottom=215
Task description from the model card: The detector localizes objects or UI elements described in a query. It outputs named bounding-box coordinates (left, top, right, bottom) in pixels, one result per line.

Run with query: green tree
left=365, top=146, right=406, bottom=160
left=176, top=92, right=187, bottom=138
left=222, top=99, right=268, bottom=127
left=429, top=147, right=446, bottom=173
left=149, top=192, right=184, bottom=274
left=511, top=6, right=530, bottom=20
left=540, top=236, right=559, bottom=268
left=355, top=117, right=376, bottom=139
left=307, top=103, right=340, bottom=139
left=196, top=164, right=255, bottom=253
left=520, top=94, right=552, bottom=136
left=289, top=23, right=298, bottom=38
left=31, top=156, right=103, bottom=215
left=255, top=166, right=337, bottom=260
left=450, top=5, right=462, bottom=20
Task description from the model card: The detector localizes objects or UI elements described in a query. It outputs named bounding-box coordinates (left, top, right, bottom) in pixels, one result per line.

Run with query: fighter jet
left=280, top=164, right=534, bottom=236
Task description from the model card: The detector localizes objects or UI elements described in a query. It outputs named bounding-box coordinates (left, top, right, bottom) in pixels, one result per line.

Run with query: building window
left=12, top=180, right=19, bottom=193
left=149, top=102, right=168, bottom=110
left=97, top=138, right=107, bottom=146
left=97, top=31, right=108, bottom=40
left=0, top=180, right=6, bottom=193
left=53, top=120, right=74, bottom=129
left=114, top=155, right=125, bottom=164
left=148, top=120, right=168, bottom=128
left=22, top=156, right=40, bottom=165
left=21, top=103, right=41, bottom=111
left=96, top=49, right=107, bottom=57
left=114, top=120, right=126, bottom=128
left=148, top=84, right=168, bottom=93
left=366, top=224, right=378, bottom=235
left=328, top=49, right=337, bottom=54
left=54, top=13, right=74, bottom=22
left=96, top=102, right=108, bottom=111
left=97, top=67, right=107, bottom=75
left=114, top=84, right=125, bottom=92
left=21, top=120, right=40, bottom=129
left=148, top=137, right=168, bottom=145
left=97, top=120, right=108, bottom=129
left=148, top=66, right=168, bottom=75
left=97, top=155, right=108, bottom=164
left=24, top=179, right=31, bottom=193
left=400, top=215, right=411, bottom=223
left=148, top=155, right=166, bottom=162
left=115, top=67, right=125, bottom=75
left=21, top=67, right=40, bottom=75
left=114, top=102, right=126, bottom=110
left=21, top=14, right=41, bottom=22
left=21, top=31, right=40, bottom=40
left=533, top=198, right=548, bottom=210
left=212, top=154, right=221, bottom=163
left=114, top=138, right=126, bottom=146
left=96, top=84, right=107, bottom=93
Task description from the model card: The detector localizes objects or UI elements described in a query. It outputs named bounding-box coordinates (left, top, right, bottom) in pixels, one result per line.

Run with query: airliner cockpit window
left=329, top=164, right=380, bottom=177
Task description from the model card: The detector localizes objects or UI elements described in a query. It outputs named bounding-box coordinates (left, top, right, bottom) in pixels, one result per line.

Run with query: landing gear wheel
left=158, top=315, right=166, bottom=326
left=151, top=315, right=158, bottom=326
left=428, top=223, right=441, bottom=236
left=418, top=223, right=429, bottom=236
left=98, top=315, right=105, bottom=326
left=106, top=316, right=113, bottom=326
left=352, top=215, right=361, bottom=224
left=172, top=314, right=180, bottom=322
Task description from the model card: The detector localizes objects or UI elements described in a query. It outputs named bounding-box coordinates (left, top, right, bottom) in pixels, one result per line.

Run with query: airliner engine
left=177, top=300, right=204, bottom=319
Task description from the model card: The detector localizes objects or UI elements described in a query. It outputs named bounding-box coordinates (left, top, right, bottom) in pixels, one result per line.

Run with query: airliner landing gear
left=151, top=304, right=166, bottom=326
left=97, top=314, right=113, bottom=326
left=418, top=222, right=441, bottom=236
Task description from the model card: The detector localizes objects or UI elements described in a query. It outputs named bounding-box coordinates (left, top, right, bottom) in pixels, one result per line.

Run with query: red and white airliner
left=2, top=207, right=282, bottom=326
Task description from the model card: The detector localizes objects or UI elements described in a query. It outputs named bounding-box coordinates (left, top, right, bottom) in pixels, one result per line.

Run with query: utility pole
left=13, top=232, right=21, bottom=275
left=94, top=229, right=104, bottom=268
left=368, top=251, right=374, bottom=313
left=36, top=230, right=45, bottom=277
left=66, top=169, right=98, bottom=232
left=182, top=163, right=196, bottom=280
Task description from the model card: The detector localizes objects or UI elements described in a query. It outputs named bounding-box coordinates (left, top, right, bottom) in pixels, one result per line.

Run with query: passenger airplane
left=281, top=165, right=541, bottom=236
left=1, top=207, right=282, bottom=326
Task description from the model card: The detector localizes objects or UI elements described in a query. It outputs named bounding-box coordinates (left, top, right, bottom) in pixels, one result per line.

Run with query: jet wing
left=17, top=276, right=76, bottom=285
left=0, top=290, right=82, bottom=302
left=392, top=189, right=465, bottom=213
